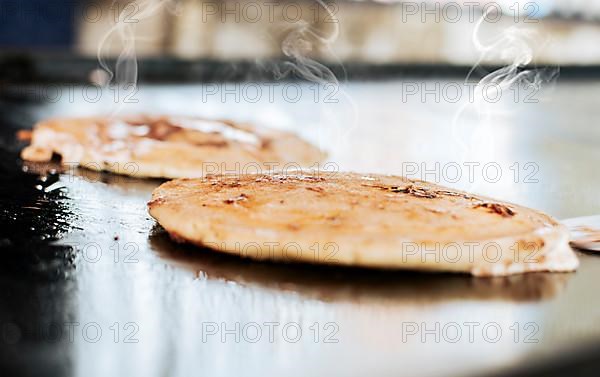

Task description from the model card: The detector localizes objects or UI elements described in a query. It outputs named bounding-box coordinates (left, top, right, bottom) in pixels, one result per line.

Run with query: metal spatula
left=563, top=215, right=600, bottom=252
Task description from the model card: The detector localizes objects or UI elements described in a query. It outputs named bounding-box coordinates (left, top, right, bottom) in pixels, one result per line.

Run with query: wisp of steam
left=97, top=0, right=355, bottom=155
left=97, top=0, right=177, bottom=114
left=268, top=0, right=357, bottom=154
left=451, top=5, right=558, bottom=172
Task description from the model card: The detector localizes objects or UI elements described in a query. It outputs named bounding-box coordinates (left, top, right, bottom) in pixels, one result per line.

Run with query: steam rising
left=267, top=0, right=356, bottom=153
left=97, top=0, right=175, bottom=101
left=277, top=0, right=340, bottom=85
left=96, top=0, right=354, bottom=140
left=452, top=7, right=558, bottom=164
left=97, top=0, right=343, bottom=89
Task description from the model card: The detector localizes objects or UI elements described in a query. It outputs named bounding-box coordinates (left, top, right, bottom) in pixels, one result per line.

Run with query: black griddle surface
left=1, top=87, right=600, bottom=377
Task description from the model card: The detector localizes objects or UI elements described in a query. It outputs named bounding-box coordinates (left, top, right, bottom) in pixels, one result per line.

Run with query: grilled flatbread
left=148, top=172, right=579, bottom=276
left=20, top=115, right=324, bottom=179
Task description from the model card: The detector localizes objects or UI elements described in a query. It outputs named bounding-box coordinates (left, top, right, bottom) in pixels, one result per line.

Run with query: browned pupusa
left=20, top=115, right=325, bottom=179
left=148, top=172, right=579, bottom=276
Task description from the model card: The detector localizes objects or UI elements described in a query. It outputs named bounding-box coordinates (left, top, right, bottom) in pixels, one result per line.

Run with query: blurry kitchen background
left=1, top=0, right=600, bottom=74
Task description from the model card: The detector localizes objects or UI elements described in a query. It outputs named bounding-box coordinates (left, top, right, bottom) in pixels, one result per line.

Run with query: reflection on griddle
left=0, top=147, right=76, bottom=377
left=149, top=226, right=571, bottom=304
left=22, top=159, right=166, bottom=191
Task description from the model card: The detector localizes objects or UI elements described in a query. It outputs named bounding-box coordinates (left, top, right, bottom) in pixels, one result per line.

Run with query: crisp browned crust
left=20, top=115, right=325, bottom=179
left=148, top=172, right=579, bottom=276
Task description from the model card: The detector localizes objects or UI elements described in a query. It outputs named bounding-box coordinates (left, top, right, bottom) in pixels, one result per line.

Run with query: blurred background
left=2, top=0, right=600, bottom=83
